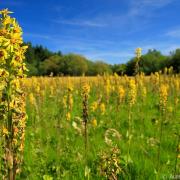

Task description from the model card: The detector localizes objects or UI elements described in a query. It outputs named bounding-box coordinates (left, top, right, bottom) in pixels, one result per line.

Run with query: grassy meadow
left=11, top=74, right=180, bottom=179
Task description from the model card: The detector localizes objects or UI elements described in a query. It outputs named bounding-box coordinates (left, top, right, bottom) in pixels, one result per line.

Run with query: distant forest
left=25, top=42, right=180, bottom=76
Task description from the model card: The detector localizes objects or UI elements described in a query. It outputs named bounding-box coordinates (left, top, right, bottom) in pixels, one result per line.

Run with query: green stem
left=157, top=111, right=164, bottom=177
left=174, top=134, right=180, bottom=176
left=127, top=106, right=132, bottom=165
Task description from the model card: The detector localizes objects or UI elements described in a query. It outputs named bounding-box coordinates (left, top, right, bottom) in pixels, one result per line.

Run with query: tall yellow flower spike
left=134, top=48, right=142, bottom=75
left=159, top=84, right=168, bottom=113
left=135, top=48, right=142, bottom=59
left=128, top=79, right=137, bottom=107
left=0, top=9, right=28, bottom=179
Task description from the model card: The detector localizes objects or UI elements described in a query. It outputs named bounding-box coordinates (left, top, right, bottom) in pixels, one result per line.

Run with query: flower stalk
left=0, top=9, right=28, bottom=180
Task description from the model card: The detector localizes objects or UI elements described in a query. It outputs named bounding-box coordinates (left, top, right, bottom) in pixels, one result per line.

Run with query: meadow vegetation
left=17, top=73, right=180, bottom=179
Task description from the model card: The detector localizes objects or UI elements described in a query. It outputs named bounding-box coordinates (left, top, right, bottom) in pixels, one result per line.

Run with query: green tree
left=125, top=58, right=136, bottom=75
left=170, top=49, right=180, bottom=73
left=112, top=64, right=127, bottom=75
left=140, top=49, right=168, bottom=74
left=39, top=55, right=62, bottom=75
left=93, top=61, right=112, bottom=75
left=61, top=54, right=88, bottom=76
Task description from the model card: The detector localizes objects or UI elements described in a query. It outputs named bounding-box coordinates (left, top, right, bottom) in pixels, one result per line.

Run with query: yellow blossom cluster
left=0, top=9, right=28, bottom=177
left=118, top=86, right=125, bottom=104
left=82, top=83, right=90, bottom=122
left=128, top=79, right=137, bottom=107
left=100, top=103, right=106, bottom=115
left=159, top=84, right=168, bottom=113
left=105, top=78, right=111, bottom=102
left=91, top=101, right=98, bottom=112
left=91, top=118, right=97, bottom=127
left=135, top=48, right=142, bottom=59
left=142, top=86, right=147, bottom=101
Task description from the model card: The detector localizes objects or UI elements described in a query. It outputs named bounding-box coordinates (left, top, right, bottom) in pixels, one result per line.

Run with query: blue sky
left=0, top=0, right=180, bottom=64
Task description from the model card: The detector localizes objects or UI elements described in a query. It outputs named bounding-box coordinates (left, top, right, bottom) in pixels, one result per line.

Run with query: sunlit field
left=13, top=74, right=179, bottom=179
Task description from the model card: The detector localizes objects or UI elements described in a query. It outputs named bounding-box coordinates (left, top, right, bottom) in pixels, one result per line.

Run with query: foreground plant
left=0, top=9, right=28, bottom=179
left=134, top=48, right=142, bottom=75
left=82, top=83, right=90, bottom=154
left=81, top=83, right=90, bottom=179
left=96, top=146, right=125, bottom=180
left=127, top=79, right=137, bottom=164
left=157, top=84, right=168, bottom=175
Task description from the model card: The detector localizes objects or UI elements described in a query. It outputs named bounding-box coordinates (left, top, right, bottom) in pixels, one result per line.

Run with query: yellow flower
left=0, top=49, right=8, bottom=64
left=2, top=127, right=8, bottom=136
left=128, top=79, right=137, bottom=107
left=0, top=69, right=9, bottom=78
left=159, top=84, right=168, bottom=112
left=13, top=139, right=18, bottom=146
left=13, top=127, right=19, bottom=137
left=0, top=28, right=8, bottom=36
left=13, top=25, right=22, bottom=34
left=82, top=83, right=90, bottom=122
left=100, top=103, right=106, bottom=115
left=105, top=78, right=111, bottom=101
left=68, top=94, right=73, bottom=111
left=63, top=95, right=67, bottom=108
left=29, top=93, right=36, bottom=106
left=3, top=16, right=13, bottom=25
left=19, top=143, right=24, bottom=152
left=0, top=9, right=28, bottom=174
left=91, top=118, right=97, bottom=127
left=164, top=67, right=168, bottom=74
left=35, top=85, right=40, bottom=94
left=0, top=9, right=13, bottom=16
left=114, top=72, right=119, bottom=78
left=91, top=101, right=98, bottom=112
left=68, top=83, right=73, bottom=92
left=135, top=48, right=142, bottom=59
left=142, top=86, right=147, bottom=101
left=118, top=86, right=125, bottom=103
left=66, top=112, right=71, bottom=121
left=82, top=83, right=90, bottom=95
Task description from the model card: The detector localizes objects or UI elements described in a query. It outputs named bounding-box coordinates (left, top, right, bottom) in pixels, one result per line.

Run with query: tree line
left=25, top=42, right=180, bottom=76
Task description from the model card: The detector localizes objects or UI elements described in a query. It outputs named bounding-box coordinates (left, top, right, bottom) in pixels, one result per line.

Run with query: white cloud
left=23, top=33, right=51, bottom=40
left=54, top=19, right=107, bottom=27
left=129, top=0, right=175, bottom=16
left=166, top=27, right=180, bottom=38
left=85, top=51, right=134, bottom=61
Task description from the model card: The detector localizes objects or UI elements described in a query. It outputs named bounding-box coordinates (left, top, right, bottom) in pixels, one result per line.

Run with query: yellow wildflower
left=142, top=86, right=147, bottom=101
left=19, top=143, right=24, bottom=152
left=91, top=118, right=97, bottom=127
left=63, top=95, right=67, bottom=109
left=100, top=103, right=106, bottom=115
left=2, top=127, right=8, bottom=136
left=118, top=86, right=125, bottom=103
left=128, top=79, right=137, bottom=107
left=159, top=84, right=168, bottom=112
left=29, top=93, right=36, bottom=107
left=0, top=8, right=13, bottom=16
left=0, top=49, right=8, bottom=64
left=135, top=48, right=142, bottom=59
left=13, top=139, right=18, bottom=146
left=66, top=112, right=71, bottom=121
left=91, top=101, right=98, bottom=112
